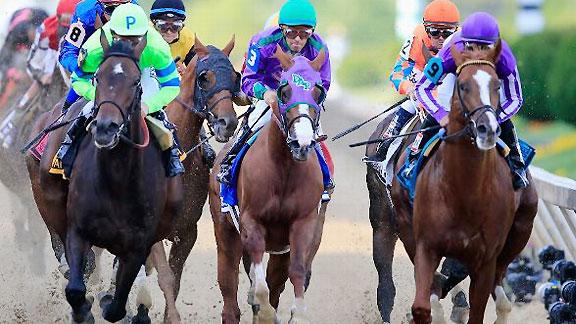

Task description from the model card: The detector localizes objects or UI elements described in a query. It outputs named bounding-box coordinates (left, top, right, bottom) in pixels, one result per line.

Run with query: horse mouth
left=95, top=135, right=120, bottom=150
left=476, top=136, right=496, bottom=151
left=290, top=142, right=313, bottom=161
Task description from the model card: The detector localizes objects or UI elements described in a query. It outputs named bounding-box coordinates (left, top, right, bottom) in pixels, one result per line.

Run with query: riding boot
left=500, top=119, right=529, bottom=190
left=200, top=127, right=216, bottom=168
left=407, top=114, right=439, bottom=165
left=49, top=114, right=88, bottom=178
left=161, top=115, right=185, bottom=178
left=217, top=124, right=252, bottom=184
left=363, top=108, right=414, bottom=163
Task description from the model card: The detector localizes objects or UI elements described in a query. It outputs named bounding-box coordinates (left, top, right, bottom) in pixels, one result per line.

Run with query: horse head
left=92, top=31, right=144, bottom=149
left=450, top=39, right=502, bottom=150
left=273, top=44, right=327, bottom=161
left=179, top=36, right=239, bottom=142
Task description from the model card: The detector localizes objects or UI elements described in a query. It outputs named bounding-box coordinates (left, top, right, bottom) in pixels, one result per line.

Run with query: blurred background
left=0, top=0, right=575, bottom=177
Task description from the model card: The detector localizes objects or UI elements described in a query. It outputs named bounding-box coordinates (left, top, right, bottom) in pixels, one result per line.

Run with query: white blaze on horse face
left=473, top=70, right=499, bottom=131
left=113, top=63, right=124, bottom=75
left=294, top=104, right=314, bottom=147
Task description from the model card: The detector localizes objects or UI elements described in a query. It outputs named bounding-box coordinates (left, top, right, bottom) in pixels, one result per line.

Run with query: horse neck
left=175, top=86, right=203, bottom=148
left=266, top=116, right=296, bottom=169
left=440, top=105, right=497, bottom=195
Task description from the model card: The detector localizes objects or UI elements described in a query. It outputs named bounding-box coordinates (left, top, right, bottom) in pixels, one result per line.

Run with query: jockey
left=364, top=0, right=460, bottom=163
left=49, top=3, right=184, bottom=178
left=414, top=12, right=528, bottom=189
left=0, top=8, right=49, bottom=79
left=59, top=0, right=136, bottom=112
left=150, top=0, right=195, bottom=66
left=149, top=0, right=216, bottom=167
left=0, top=0, right=81, bottom=148
left=217, top=0, right=333, bottom=194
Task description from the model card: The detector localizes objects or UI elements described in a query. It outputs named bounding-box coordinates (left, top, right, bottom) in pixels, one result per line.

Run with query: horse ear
left=222, top=35, right=235, bottom=57
left=100, top=29, right=110, bottom=53
left=133, top=33, right=147, bottom=59
left=422, top=41, right=433, bottom=64
left=450, top=44, right=464, bottom=67
left=194, top=34, right=209, bottom=58
left=273, top=44, right=294, bottom=70
left=310, top=48, right=326, bottom=72
left=489, top=38, right=502, bottom=63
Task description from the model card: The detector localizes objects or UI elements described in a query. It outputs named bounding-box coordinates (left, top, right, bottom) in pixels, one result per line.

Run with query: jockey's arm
left=70, top=69, right=95, bottom=101
left=59, top=14, right=89, bottom=74
left=389, top=55, right=417, bottom=95
left=241, top=44, right=269, bottom=100
left=414, top=57, right=449, bottom=123
left=146, top=61, right=180, bottom=114
left=319, top=46, right=332, bottom=91
left=497, top=67, right=523, bottom=122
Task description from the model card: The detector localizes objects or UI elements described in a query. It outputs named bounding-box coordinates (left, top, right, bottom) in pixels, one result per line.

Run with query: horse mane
left=104, top=40, right=136, bottom=60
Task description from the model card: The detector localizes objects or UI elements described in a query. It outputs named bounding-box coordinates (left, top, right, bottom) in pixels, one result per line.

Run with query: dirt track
left=0, top=98, right=549, bottom=323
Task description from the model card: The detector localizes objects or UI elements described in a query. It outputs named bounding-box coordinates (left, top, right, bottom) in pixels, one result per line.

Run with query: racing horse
left=209, top=45, right=328, bottom=324
left=163, top=36, right=239, bottom=318
left=368, top=41, right=538, bottom=323
left=26, top=33, right=182, bottom=323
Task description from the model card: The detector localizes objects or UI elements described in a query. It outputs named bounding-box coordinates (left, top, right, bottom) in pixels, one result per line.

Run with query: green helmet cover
left=109, top=3, right=148, bottom=36
left=279, top=0, right=317, bottom=27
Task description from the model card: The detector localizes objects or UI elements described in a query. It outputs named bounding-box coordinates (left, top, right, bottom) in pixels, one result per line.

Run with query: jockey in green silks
left=50, top=3, right=184, bottom=178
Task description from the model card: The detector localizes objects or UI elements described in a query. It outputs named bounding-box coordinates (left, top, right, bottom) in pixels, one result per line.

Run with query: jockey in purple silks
left=217, top=0, right=334, bottom=201
left=413, top=12, right=528, bottom=190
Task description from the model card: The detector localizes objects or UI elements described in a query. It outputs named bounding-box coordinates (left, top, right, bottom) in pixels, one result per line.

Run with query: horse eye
left=459, top=84, right=467, bottom=92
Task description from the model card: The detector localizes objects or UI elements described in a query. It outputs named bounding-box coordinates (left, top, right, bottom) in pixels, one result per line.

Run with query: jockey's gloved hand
left=263, top=90, right=278, bottom=107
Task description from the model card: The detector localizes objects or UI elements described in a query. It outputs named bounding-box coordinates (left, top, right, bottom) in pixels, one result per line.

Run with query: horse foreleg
left=102, top=254, right=147, bottom=323
left=411, top=243, right=441, bottom=324
left=168, top=223, right=197, bottom=298
left=367, top=169, right=397, bottom=323
left=64, top=227, right=94, bottom=323
left=150, top=241, right=181, bottom=324
left=267, top=253, right=290, bottom=309
left=287, top=214, right=320, bottom=324
left=243, top=216, right=276, bottom=324
left=214, top=217, right=243, bottom=324
left=467, top=261, right=497, bottom=324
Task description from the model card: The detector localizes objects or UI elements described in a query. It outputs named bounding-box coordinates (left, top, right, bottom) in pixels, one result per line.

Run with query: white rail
left=529, top=166, right=576, bottom=260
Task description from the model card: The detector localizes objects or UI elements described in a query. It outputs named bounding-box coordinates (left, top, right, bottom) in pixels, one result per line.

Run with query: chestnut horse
left=367, top=42, right=538, bottom=324
left=209, top=45, right=328, bottom=324
left=164, top=36, right=239, bottom=313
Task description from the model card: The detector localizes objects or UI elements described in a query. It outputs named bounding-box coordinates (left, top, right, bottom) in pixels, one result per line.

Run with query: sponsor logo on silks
left=126, top=16, right=136, bottom=30
left=292, top=73, right=311, bottom=90
left=246, top=45, right=260, bottom=71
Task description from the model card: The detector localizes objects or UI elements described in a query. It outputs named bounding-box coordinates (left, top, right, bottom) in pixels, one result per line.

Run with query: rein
left=442, top=59, right=498, bottom=143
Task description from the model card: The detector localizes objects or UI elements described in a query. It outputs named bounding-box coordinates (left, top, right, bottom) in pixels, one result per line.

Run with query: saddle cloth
left=396, top=131, right=536, bottom=203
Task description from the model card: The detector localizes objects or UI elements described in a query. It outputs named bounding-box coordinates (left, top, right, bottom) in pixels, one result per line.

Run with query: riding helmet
left=150, top=0, right=187, bottom=20
left=461, top=12, right=500, bottom=44
left=279, top=0, right=317, bottom=28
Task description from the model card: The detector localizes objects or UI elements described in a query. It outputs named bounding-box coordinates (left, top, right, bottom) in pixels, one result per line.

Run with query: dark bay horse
left=368, top=42, right=538, bottom=323
left=209, top=45, right=328, bottom=324
left=164, top=36, right=239, bottom=315
left=27, top=33, right=182, bottom=323
left=64, top=34, right=183, bottom=323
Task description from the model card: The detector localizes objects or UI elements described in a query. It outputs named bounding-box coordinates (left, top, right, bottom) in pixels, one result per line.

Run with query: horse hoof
left=98, top=291, right=113, bottom=310
left=450, top=291, right=469, bottom=324
left=102, top=304, right=127, bottom=323
left=70, top=311, right=95, bottom=324
left=131, top=304, right=151, bottom=324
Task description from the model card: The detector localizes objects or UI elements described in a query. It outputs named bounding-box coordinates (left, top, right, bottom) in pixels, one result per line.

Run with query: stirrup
left=321, top=190, right=331, bottom=203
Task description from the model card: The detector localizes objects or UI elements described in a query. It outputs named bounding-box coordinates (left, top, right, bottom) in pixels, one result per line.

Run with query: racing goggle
left=154, top=20, right=185, bottom=33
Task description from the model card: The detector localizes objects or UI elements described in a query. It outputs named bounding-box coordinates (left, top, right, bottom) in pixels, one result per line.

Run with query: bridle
left=93, top=51, right=148, bottom=149
left=442, top=59, right=499, bottom=142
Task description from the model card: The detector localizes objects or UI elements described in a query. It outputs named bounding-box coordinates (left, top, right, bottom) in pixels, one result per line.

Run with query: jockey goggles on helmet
left=154, top=19, right=184, bottom=33
left=100, top=0, right=129, bottom=16
left=282, top=27, right=313, bottom=40
left=426, top=26, right=456, bottom=39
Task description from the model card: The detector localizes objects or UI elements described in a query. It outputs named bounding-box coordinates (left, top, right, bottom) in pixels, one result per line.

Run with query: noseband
left=442, top=59, right=498, bottom=142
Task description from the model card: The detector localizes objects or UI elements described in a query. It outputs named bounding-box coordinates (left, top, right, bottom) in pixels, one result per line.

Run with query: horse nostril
left=477, top=124, right=488, bottom=135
